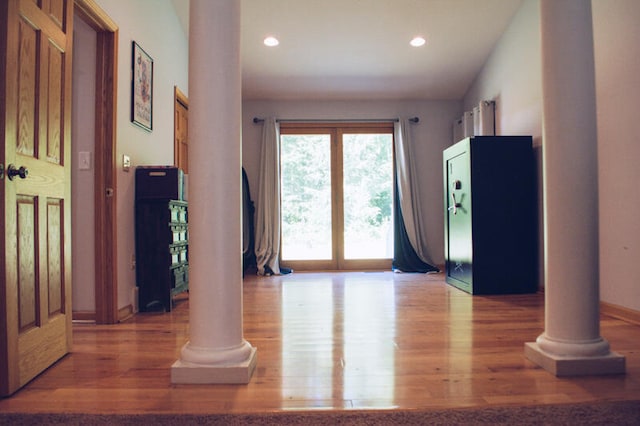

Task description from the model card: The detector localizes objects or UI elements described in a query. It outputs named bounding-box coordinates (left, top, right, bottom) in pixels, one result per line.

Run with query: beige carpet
left=1, top=400, right=639, bottom=425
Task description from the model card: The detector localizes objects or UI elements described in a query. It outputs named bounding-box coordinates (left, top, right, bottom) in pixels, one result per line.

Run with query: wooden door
left=1, top=0, right=74, bottom=397
left=174, top=87, right=188, bottom=174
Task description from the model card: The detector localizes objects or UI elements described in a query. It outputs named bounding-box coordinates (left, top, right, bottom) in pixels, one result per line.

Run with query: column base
left=525, top=342, right=625, bottom=376
left=171, top=347, right=257, bottom=384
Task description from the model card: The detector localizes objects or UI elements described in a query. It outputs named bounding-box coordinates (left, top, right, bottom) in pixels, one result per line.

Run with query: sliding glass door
left=280, top=123, right=394, bottom=270
left=280, top=132, right=333, bottom=262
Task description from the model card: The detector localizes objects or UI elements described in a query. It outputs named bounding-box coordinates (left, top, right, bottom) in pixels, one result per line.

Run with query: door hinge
left=0, top=164, right=4, bottom=180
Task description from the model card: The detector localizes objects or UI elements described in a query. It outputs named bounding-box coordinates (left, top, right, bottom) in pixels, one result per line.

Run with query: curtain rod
left=252, top=117, right=419, bottom=124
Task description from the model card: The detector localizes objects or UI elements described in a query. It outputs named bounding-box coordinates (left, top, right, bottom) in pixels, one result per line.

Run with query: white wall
left=71, top=16, right=97, bottom=312
left=463, top=0, right=542, bottom=140
left=92, top=0, right=189, bottom=311
left=593, top=0, right=640, bottom=311
left=242, top=99, right=461, bottom=266
left=462, top=0, right=544, bottom=287
left=462, top=0, right=640, bottom=312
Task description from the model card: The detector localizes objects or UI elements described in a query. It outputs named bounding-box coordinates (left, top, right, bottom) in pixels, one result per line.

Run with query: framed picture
left=131, top=41, right=153, bottom=131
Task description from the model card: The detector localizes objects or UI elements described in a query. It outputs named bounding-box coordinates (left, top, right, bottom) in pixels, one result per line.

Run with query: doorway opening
left=73, top=0, right=119, bottom=324
left=279, top=123, right=394, bottom=271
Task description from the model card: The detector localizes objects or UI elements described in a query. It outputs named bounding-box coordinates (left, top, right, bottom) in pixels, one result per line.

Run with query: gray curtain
left=254, top=118, right=281, bottom=275
left=394, top=118, right=436, bottom=266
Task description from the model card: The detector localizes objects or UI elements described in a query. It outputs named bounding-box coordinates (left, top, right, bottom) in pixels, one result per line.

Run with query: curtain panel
left=254, top=118, right=282, bottom=275
left=393, top=119, right=438, bottom=273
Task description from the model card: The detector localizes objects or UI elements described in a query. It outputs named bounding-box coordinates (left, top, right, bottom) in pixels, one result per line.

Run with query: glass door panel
left=342, top=133, right=394, bottom=260
left=280, top=134, right=333, bottom=261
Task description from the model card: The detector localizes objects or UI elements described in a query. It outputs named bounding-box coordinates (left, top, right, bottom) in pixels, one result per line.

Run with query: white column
left=172, top=0, right=257, bottom=384
left=524, top=0, right=624, bottom=376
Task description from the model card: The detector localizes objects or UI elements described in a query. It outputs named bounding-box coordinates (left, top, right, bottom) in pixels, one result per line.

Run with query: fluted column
left=172, top=0, right=257, bottom=384
left=524, top=0, right=624, bottom=376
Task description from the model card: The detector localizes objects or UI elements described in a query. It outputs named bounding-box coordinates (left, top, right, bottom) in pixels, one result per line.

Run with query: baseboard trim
left=601, top=301, right=640, bottom=326
left=72, top=311, right=96, bottom=322
left=118, top=304, right=134, bottom=322
left=73, top=300, right=640, bottom=327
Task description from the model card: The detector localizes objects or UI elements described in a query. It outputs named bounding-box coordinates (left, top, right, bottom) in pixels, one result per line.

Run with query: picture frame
left=131, top=41, right=153, bottom=131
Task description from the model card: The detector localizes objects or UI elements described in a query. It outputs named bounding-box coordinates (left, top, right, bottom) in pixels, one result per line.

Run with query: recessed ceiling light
left=263, top=36, right=279, bottom=47
left=410, top=36, right=426, bottom=47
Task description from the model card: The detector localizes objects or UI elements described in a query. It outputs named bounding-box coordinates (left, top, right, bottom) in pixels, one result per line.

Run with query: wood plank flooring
left=1, top=271, right=639, bottom=415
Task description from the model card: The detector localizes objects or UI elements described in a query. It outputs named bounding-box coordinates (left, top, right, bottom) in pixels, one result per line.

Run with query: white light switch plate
left=123, top=154, right=131, bottom=172
left=79, top=151, right=91, bottom=170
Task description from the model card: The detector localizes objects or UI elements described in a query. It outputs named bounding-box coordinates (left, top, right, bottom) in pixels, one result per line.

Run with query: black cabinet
left=135, top=199, right=188, bottom=311
left=443, top=136, right=536, bottom=294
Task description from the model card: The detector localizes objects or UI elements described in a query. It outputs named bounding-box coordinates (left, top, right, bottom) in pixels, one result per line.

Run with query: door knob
left=7, top=164, right=28, bottom=180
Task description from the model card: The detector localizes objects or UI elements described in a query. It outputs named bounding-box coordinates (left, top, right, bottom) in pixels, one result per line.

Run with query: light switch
left=79, top=151, right=91, bottom=170
left=123, top=154, right=131, bottom=172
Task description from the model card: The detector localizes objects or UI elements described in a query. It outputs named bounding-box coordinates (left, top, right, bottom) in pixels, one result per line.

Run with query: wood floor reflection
left=1, top=271, right=639, bottom=414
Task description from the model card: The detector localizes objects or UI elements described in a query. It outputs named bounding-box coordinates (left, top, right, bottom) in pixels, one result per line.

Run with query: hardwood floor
left=1, top=271, right=639, bottom=416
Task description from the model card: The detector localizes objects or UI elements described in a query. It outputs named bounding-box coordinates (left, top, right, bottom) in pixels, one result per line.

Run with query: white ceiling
left=173, top=0, right=524, bottom=101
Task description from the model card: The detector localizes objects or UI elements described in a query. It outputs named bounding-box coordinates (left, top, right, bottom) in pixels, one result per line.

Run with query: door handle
left=448, top=192, right=461, bottom=215
left=7, top=164, right=28, bottom=180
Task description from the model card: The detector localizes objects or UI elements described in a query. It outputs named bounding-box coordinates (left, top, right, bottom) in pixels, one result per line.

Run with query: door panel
left=46, top=1, right=66, bottom=27
left=17, top=195, right=38, bottom=331
left=17, top=19, right=37, bottom=157
left=46, top=41, right=64, bottom=163
left=341, top=132, right=394, bottom=263
left=280, top=132, right=335, bottom=269
left=445, top=151, right=472, bottom=290
left=47, top=199, right=64, bottom=316
left=1, top=0, right=73, bottom=396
